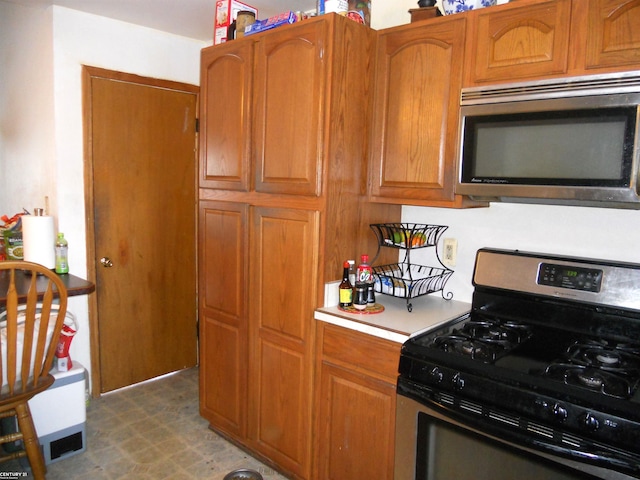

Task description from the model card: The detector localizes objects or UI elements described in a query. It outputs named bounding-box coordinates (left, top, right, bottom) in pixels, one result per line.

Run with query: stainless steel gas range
left=395, top=248, right=640, bottom=480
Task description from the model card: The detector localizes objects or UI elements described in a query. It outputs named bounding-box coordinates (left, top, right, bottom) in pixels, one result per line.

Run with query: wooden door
left=198, top=200, right=248, bottom=440
left=248, top=206, right=319, bottom=479
left=84, top=67, right=198, bottom=393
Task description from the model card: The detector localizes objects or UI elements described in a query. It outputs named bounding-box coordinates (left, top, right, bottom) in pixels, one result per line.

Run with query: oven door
left=395, top=393, right=639, bottom=480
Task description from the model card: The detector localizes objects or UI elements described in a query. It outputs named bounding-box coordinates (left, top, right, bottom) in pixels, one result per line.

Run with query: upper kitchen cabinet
left=464, top=0, right=640, bottom=85
left=253, top=20, right=325, bottom=196
left=583, top=0, right=640, bottom=71
left=369, top=16, right=483, bottom=208
left=200, top=41, right=253, bottom=191
left=464, top=0, right=572, bottom=86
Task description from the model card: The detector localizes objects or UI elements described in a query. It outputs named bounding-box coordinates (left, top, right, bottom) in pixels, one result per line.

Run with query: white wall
left=1, top=1, right=205, bottom=388
left=0, top=2, right=56, bottom=217
left=371, top=0, right=417, bottom=29
left=404, top=203, right=640, bottom=304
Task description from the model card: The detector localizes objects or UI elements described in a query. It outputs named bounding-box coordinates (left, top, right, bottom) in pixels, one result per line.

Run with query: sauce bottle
left=356, top=254, right=372, bottom=285
left=339, top=261, right=353, bottom=308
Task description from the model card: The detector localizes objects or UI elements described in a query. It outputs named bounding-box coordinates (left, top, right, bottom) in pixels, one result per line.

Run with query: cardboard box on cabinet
left=214, top=0, right=258, bottom=44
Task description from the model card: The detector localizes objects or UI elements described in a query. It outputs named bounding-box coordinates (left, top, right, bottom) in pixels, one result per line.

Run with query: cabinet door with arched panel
left=464, top=0, right=572, bottom=85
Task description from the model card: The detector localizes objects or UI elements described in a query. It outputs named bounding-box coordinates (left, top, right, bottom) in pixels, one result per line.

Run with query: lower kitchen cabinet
left=314, top=322, right=401, bottom=480
left=199, top=202, right=318, bottom=479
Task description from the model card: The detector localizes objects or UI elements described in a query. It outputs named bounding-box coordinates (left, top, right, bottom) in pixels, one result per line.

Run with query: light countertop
left=314, top=294, right=471, bottom=344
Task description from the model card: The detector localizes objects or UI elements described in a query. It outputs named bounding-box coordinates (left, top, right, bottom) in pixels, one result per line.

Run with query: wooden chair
left=0, top=261, right=68, bottom=479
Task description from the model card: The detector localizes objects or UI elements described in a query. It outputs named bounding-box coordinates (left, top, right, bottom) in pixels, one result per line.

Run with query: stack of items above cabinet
left=198, top=14, right=400, bottom=480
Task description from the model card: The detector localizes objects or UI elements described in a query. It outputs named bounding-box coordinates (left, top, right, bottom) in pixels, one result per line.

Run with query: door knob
left=100, top=257, right=113, bottom=267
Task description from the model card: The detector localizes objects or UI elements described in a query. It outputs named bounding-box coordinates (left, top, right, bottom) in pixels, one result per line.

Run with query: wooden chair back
left=0, top=261, right=68, bottom=397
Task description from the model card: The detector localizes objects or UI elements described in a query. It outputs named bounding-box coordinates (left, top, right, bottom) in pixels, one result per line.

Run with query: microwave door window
left=466, top=109, right=633, bottom=186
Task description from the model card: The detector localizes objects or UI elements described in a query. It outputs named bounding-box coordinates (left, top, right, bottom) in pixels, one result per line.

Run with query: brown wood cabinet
left=198, top=201, right=248, bottom=439
left=253, top=20, right=325, bottom=196
left=369, top=15, right=482, bottom=208
left=314, top=322, right=401, bottom=480
left=199, top=41, right=253, bottom=191
left=199, top=4, right=640, bottom=478
left=464, top=0, right=640, bottom=86
left=247, top=206, right=319, bottom=474
left=584, top=0, right=640, bottom=72
left=464, top=0, right=572, bottom=85
left=198, top=14, right=400, bottom=480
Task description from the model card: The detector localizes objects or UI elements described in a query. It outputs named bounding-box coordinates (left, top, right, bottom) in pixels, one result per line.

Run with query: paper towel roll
left=22, top=215, right=56, bottom=269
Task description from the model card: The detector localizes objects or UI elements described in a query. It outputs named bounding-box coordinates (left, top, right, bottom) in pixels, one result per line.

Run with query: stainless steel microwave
left=455, top=71, right=640, bottom=209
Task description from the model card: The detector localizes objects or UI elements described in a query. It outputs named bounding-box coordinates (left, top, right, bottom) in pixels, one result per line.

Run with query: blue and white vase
left=442, top=0, right=497, bottom=15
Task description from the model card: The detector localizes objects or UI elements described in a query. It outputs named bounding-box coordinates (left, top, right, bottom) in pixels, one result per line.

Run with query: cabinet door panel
left=254, top=340, right=308, bottom=468
left=321, top=323, right=400, bottom=380
left=586, top=0, right=640, bottom=69
left=251, top=207, right=319, bottom=342
left=370, top=18, right=465, bottom=203
left=198, top=201, right=248, bottom=438
left=468, top=0, right=571, bottom=84
left=200, top=42, right=253, bottom=191
left=315, top=323, right=399, bottom=480
left=200, top=316, right=244, bottom=434
left=254, top=20, right=325, bottom=196
left=249, top=206, right=318, bottom=478
left=200, top=202, right=246, bottom=318
left=317, top=363, right=396, bottom=480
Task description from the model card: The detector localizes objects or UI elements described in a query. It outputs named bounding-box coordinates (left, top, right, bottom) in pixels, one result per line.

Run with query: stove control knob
left=553, top=403, right=568, bottom=422
left=426, top=367, right=443, bottom=384
left=451, top=372, right=465, bottom=391
left=582, top=413, right=600, bottom=432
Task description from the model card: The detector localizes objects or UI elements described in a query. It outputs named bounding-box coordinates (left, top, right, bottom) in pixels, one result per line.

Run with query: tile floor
left=1, top=367, right=289, bottom=480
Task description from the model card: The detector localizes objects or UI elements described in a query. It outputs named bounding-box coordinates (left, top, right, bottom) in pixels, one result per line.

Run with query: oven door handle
left=530, top=437, right=640, bottom=474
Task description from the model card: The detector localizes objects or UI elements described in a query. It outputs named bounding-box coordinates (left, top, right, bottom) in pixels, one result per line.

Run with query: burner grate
left=542, top=340, right=640, bottom=399
left=431, top=317, right=532, bottom=362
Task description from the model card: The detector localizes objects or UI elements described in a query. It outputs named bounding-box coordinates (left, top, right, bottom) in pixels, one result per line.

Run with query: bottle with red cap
left=356, top=254, right=372, bottom=285
left=356, top=254, right=375, bottom=307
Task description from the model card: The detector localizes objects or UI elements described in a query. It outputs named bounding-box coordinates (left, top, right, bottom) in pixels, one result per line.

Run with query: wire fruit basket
left=370, top=223, right=453, bottom=311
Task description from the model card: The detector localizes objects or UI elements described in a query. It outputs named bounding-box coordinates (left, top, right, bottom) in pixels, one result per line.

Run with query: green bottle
left=55, top=232, right=69, bottom=274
